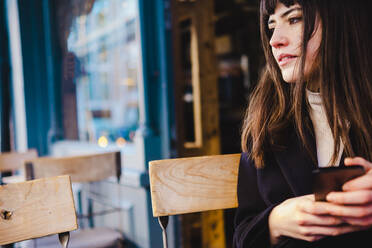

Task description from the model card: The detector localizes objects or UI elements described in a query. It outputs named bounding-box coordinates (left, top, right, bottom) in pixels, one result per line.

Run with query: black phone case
left=312, top=166, right=365, bottom=201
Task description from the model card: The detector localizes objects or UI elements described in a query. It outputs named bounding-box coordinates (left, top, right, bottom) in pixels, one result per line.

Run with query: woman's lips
left=278, top=54, right=297, bottom=67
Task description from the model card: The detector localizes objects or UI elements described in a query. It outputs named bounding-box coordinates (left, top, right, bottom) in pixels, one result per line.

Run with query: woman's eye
left=289, top=17, right=302, bottom=24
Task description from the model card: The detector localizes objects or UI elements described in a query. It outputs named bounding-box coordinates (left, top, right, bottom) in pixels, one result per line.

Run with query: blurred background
left=0, top=0, right=264, bottom=247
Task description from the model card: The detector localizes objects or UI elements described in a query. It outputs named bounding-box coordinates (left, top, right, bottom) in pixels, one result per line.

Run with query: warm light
left=122, top=78, right=135, bottom=87
left=98, top=136, right=108, bottom=147
left=116, top=137, right=126, bottom=147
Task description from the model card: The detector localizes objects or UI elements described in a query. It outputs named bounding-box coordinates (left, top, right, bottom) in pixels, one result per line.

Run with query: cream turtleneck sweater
left=306, top=90, right=344, bottom=167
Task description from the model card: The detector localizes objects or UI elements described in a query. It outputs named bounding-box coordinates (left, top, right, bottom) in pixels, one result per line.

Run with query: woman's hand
left=325, top=157, right=372, bottom=227
left=268, top=194, right=363, bottom=244
left=269, top=157, right=372, bottom=245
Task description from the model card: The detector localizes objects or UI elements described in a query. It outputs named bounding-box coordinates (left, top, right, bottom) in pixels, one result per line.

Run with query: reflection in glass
left=57, top=0, right=141, bottom=145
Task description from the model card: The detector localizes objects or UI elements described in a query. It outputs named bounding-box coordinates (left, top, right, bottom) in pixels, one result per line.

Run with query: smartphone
left=312, top=166, right=365, bottom=201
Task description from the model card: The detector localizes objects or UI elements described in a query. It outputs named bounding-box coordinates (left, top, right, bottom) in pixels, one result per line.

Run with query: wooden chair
left=24, top=151, right=121, bottom=183
left=0, top=175, right=78, bottom=247
left=0, top=150, right=38, bottom=184
left=149, top=153, right=241, bottom=248
left=23, top=151, right=124, bottom=248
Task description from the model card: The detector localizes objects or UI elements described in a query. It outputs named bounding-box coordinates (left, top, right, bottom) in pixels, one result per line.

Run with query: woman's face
left=268, top=2, right=322, bottom=83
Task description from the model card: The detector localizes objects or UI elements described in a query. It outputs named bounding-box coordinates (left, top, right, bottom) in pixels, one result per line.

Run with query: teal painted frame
left=139, top=0, right=176, bottom=246
left=17, top=0, right=62, bottom=155
left=139, top=0, right=175, bottom=164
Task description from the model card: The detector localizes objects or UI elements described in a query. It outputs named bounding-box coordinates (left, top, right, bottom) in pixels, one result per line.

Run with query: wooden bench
left=149, top=153, right=241, bottom=248
left=0, top=175, right=77, bottom=247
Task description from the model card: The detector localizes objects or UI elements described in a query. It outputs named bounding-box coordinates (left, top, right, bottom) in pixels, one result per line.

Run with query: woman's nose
left=269, top=27, right=289, bottom=48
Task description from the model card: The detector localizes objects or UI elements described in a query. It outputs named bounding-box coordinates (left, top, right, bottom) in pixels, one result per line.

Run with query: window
left=57, top=0, right=141, bottom=148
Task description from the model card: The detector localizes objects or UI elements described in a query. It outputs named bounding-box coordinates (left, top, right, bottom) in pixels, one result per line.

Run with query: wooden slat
left=25, top=152, right=120, bottom=183
left=0, top=150, right=38, bottom=172
left=0, top=175, right=77, bottom=245
left=149, top=154, right=241, bottom=217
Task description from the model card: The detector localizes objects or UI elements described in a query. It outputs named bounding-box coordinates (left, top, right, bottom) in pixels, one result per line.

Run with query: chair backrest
left=0, top=175, right=78, bottom=245
left=24, top=151, right=121, bottom=183
left=0, top=149, right=38, bottom=172
left=149, top=153, right=241, bottom=217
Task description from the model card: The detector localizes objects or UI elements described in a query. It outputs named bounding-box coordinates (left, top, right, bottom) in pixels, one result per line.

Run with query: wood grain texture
left=0, top=175, right=77, bottom=245
left=0, top=150, right=38, bottom=172
left=25, top=152, right=120, bottom=183
left=149, top=154, right=241, bottom=217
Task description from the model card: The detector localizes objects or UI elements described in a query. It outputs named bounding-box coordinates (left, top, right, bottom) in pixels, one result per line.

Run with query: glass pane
left=56, top=0, right=141, bottom=147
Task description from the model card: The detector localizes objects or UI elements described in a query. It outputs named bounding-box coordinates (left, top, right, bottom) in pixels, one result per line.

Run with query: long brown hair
left=242, top=0, right=372, bottom=168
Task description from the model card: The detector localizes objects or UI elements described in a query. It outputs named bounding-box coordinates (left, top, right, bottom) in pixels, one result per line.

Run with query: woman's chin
left=282, top=75, right=297, bottom=83
left=280, top=68, right=298, bottom=83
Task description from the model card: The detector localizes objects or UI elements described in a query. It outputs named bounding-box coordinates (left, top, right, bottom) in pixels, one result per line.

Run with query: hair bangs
left=261, top=0, right=299, bottom=16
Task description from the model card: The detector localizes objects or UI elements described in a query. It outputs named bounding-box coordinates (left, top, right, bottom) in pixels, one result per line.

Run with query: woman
left=234, top=0, right=372, bottom=247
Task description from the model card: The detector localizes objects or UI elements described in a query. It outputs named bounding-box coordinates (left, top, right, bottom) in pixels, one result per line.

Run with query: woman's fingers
left=303, top=198, right=372, bottom=219
left=341, top=157, right=372, bottom=191
left=269, top=194, right=370, bottom=243
left=342, top=173, right=372, bottom=191
left=296, top=225, right=367, bottom=240
left=327, top=190, right=372, bottom=205
left=342, top=215, right=372, bottom=226
left=297, top=212, right=344, bottom=226
left=320, top=203, right=372, bottom=218
left=344, top=157, right=372, bottom=171
left=300, top=199, right=336, bottom=215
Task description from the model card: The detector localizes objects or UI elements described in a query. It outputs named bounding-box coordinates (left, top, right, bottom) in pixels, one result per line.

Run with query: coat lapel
left=272, top=125, right=317, bottom=196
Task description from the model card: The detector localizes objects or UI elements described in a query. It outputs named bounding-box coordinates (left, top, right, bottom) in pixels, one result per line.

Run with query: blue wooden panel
left=139, top=0, right=176, bottom=247
left=139, top=0, right=175, bottom=164
left=17, top=0, right=62, bottom=155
